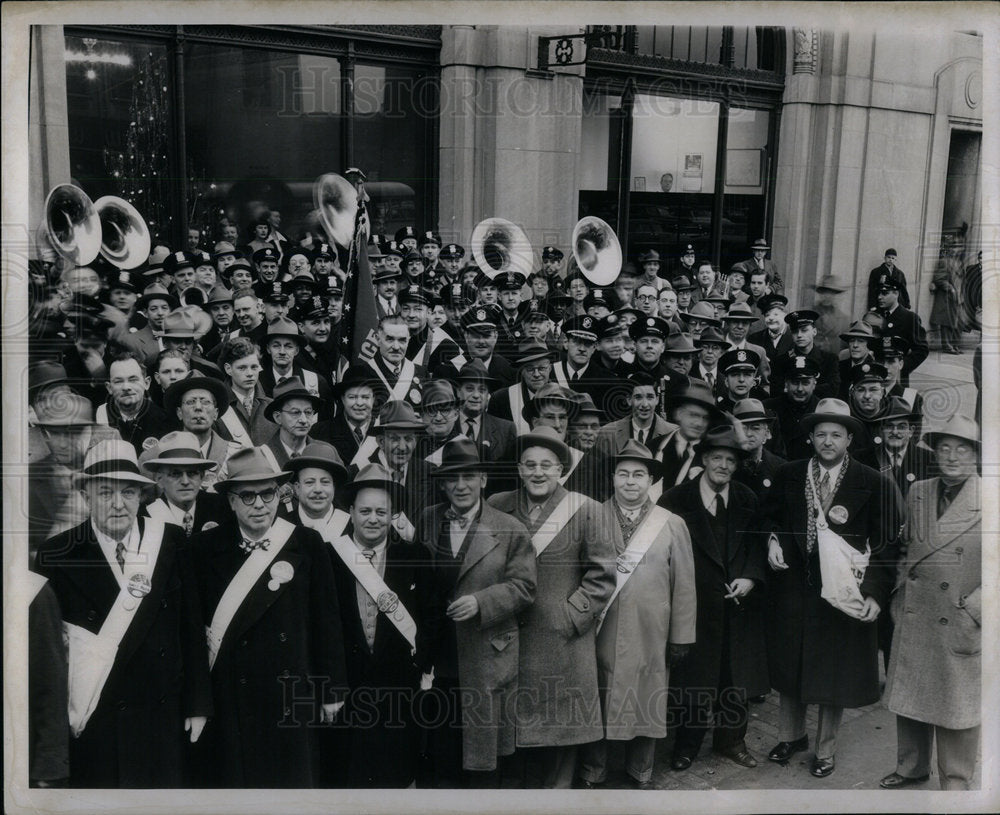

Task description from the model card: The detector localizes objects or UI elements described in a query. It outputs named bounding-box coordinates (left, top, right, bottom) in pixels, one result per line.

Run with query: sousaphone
left=572, top=216, right=622, bottom=286
left=95, top=196, right=151, bottom=270
left=44, top=184, right=101, bottom=266
left=470, top=218, right=533, bottom=279
left=313, top=173, right=359, bottom=249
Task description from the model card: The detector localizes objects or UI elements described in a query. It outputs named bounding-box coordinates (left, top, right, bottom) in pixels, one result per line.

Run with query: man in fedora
left=142, top=431, right=230, bottom=536
left=109, top=284, right=177, bottom=369
left=635, top=248, right=665, bottom=291
left=414, top=437, right=535, bottom=787
left=837, top=321, right=878, bottom=401
left=257, top=317, right=332, bottom=410
left=160, top=307, right=225, bottom=380
left=856, top=396, right=932, bottom=501
left=453, top=359, right=516, bottom=464
left=263, top=377, right=322, bottom=468
left=764, top=398, right=901, bottom=779
left=769, top=310, right=840, bottom=400
left=312, top=364, right=386, bottom=465
left=881, top=416, right=981, bottom=790
left=353, top=399, right=433, bottom=542
left=661, top=332, right=700, bottom=378
left=734, top=238, right=784, bottom=295
left=160, top=376, right=233, bottom=483
left=188, top=446, right=347, bottom=788
left=325, top=462, right=438, bottom=788
left=282, top=440, right=350, bottom=532
left=578, top=441, right=696, bottom=790
left=486, top=339, right=556, bottom=434
left=374, top=262, right=402, bottom=320
left=29, top=393, right=122, bottom=554
left=730, top=398, right=786, bottom=506
left=660, top=426, right=769, bottom=772
left=693, top=326, right=731, bottom=393
left=215, top=337, right=278, bottom=448
left=679, top=300, right=723, bottom=340
left=198, top=284, right=237, bottom=355
left=651, top=379, right=725, bottom=496
left=34, top=440, right=212, bottom=787
left=489, top=426, right=615, bottom=788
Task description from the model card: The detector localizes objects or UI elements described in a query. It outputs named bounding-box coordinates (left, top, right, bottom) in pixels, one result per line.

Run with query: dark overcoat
left=762, top=458, right=902, bottom=708
left=35, top=519, right=212, bottom=787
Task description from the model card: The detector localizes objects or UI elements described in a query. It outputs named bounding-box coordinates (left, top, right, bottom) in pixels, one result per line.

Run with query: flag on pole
left=336, top=196, right=379, bottom=371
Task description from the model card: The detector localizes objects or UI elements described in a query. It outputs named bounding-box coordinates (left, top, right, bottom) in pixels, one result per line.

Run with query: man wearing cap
left=324, top=461, right=438, bottom=788
left=395, top=226, right=418, bottom=253
left=763, top=355, right=820, bottom=461
left=453, top=359, right=516, bottom=469
left=415, top=438, right=536, bottom=787
left=867, top=249, right=910, bottom=311
left=495, top=272, right=529, bottom=358
left=364, top=315, right=422, bottom=407
left=715, top=348, right=768, bottom=413
left=764, top=398, right=901, bottom=779
left=650, top=380, right=723, bottom=497
left=660, top=426, right=769, bottom=772
left=34, top=440, right=212, bottom=786
left=748, top=294, right=793, bottom=364
left=111, top=285, right=179, bottom=368
left=667, top=245, right=699, bottom=290
left=634, top=249, right=665, bottom=291
left=733, top=238, right=784, bottom=296
left=312, top=365, right=385, bottom=466
left=584, top=288, right=618, bottom=320
left=577, top=441, right=696, bottom=790
left=257, top=318, right=332, bottom=413
left=214, top=338, right=278, bottom=448
left=489, top=427, right=615, bottom=788
left=163, top=251, right=197, bottom=300
left=487, top=339, right=556, bottom=434
left=837, top=321, right=878, bottom=401
left=28, top=361, right=77, bottom=463
left=876, top=276, right=928, bottom=384
left=353, top=400, right=433, bottom=542
left=418, top=380, right=462, bottom=462
left=188, top=446, right=346, bottom=787
left=439, top=243, right=466, bottom=282
left=29, top=394, right=123, bottom=555
left=625, top=314, right=672, bottom=382
left=845, top=361, right=900, bottom=455
left=213, top=241, right=239, bottom=276
left=143, top=431, right=230, bottom=535
left=554, top=314, right=623, bottom=420
left=251, top=245, right=282, bottom=286
left=881, top=415, right=981, bottom=791
left=453, top=304, right=517, bottom=386
left=539, top=245, right=566, bottom=290
left=856, top=396, right=932, bottom=502
left=96, top=352, right=174, bottom=453
left=722, top=302, right=771, bottom=386
left=877, top=335, right=925, bottom=422
left=474, top=272, right=501, bottom=308
left=731, top=398, right=786, bottom=505
left=769, top=310, right=840, bottom=400
left=253, top=281, right=290, bottom=326
left=399, top=285, right=462, bottom=373
left=107, top=269, right=139, bottom=317
left=592, top=313, right=631, bottom=378
left=291, top=295, right=341, bottom=387
left=374, top=263, right=402, bottom=320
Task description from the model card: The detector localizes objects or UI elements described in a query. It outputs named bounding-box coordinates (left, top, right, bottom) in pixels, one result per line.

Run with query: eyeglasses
left=424, top=403, right=457, bottom=416
left=636, top=294, right=657, bottom=302
left=281, top=409, right=316, bottom=419
left=181, top=397, right=216, bottom=408
left=234, top=488, right=277, bottom=505
left=523, top=363, right=551, bottom=374
left=519, top=460, right=560, bottom=473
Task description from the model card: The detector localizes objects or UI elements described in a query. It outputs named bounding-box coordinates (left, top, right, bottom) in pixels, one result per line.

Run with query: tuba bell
left=95, top=196, right=151, bottom=270
left=470, top=218, right=533, bottom=279
left=44, top=184, right=102, bottom=267
left=313, top=173, right=359, bottom=250
left=572, top=216, right=622, bottom=287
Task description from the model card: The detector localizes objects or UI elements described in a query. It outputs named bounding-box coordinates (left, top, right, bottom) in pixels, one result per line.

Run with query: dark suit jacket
left=143, top=491, right=233, bottom=536
left=353, top=447, right=436, bottom=529
left=857, top=441, right=935, bottom=500
left=733, top=447, right=787, bottom=505
left=555, top=356, right=628, bottom=421
left=762, top=394, right=819, bottom=461
left=879, top=305, right=929, bottom=382
left=867, top=264, right=911, bottom=309
left=749, top=327, right=795, bottom=364
left=29, top=579, right=69, bottom=784
left=189, top=519, right=346, bottom=788
left=35, top=519, right=212, bottom=787
left=659, top=478, right=769, bottom=696
left=769, top=345, right=841, bottom=400
left=214, top=386, right=277, bottom=447
left=594, top=415, right=677, bottom=461
left=313, top=411, right=371, bottom=467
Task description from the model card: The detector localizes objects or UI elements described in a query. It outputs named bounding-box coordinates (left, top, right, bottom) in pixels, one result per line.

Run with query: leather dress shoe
left=811, top=756, right=835, bottom=777
left=880, top=772, right=929, bottom=789
left=671, top=755, right=693, bottom=771
left=576, top=778, right=603, bottom=789
left=633, top=778, right=655, bottom=790
left=749, top=694, right=768, bottom=703
left=715, top=746, right=758, bottom=768
left=767, top=735, right=808, bottom=762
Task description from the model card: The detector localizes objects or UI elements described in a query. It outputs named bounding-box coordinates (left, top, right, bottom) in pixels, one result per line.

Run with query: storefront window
left=64, top=35, right=174, bottom=242
left=722, top=107, right=771, bottom=269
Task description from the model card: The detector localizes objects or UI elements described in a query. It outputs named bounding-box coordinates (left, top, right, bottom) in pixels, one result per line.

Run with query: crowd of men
left=25, top=209, right=982, bottom=792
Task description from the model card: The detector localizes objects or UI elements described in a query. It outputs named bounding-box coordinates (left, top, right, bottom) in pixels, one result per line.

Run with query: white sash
left=596, top=506, right=672, bottom=633
left=206, top=518, right=295, bottom=670
left=300, top=368, right=320, bottom=397
left=306, top=507, right=350, bottom=540
left=558, top=446, right=585, bottom=485
left=531, top=491, right=585, bottom=556
left=220, top=405, right=254, bottom=449
left=65, top=520, right=166, bottom=736
left=144, top=498, right=175, bottom=525
left=259, top=444, right=294, bottom=512
left=351, top=435, right=380, bottom=468
left=901, top=387, right=918, bottom=411
left=507, top=384, right=531, bottom=434
left=366, top=357, right=416, bottom=402
left=95, top=403, right=109, bottom=425
left=327, top=535, right=418, bottom=653
left=552, top=361, right=571, bottom=389
left=28, top=571, right=49, bottom=603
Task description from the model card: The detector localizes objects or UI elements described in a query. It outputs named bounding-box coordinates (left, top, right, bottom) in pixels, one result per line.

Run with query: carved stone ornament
left=792, top=28, right=817, bottom=75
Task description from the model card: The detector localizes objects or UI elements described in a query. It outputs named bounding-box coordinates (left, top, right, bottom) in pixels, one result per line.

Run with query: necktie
left=937, top=482, right=960, bottom=519
left=275, top=376, right=290, bottom=388
left=714, top=494, right=726, bottom=517
left=182, top=511, right=194, bottom=537
left=528, top=503, right=543, bottom=523
left=361, top=549, right=376, bottom=567
left=353, top=424, right=364, bottom=444
left=114, top=540, right=126, bottom=572
left=705, top=371, right=715, bottom=390
left=445, top=508, right=470, bottom=529
left=240, top=537, right=271, bottom=554
left=243, top=395, right=254, bottom=415
left=818, top=469, right=831, bottom=508
left=465, top=419, right=476, bottom=440
left=636, top=428, right=645, bottom=446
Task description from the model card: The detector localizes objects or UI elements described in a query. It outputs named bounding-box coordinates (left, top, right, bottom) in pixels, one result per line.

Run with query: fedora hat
left=527, top=383, right=580, bottom=421
left=268, top=376, right=323, bottom=422
left=33, top=392, right=95, bottom=427
left=666, top=380, right=724, bottom=418
left=815, top=274, right=848, bottom=294
left=750, top=238, right=770, bottom=251
left=434, top=436, right=488, bottom=476
left=164, top=376, right=230, bottom=415
left=143, top=431, right=218, bottom=471
left=662, top=332, right=698, bottom=355
left=695, top=425, right=749, bottom=458
left=283, top=440, right=349, bottom=484
left=572, top=391, right=604, bottom=418
left=332, top=364, right=388, bottom=400
left=722, top=302, right=756, bottom=322
left=28, top=361, right=70, bottom=399
left=136, top=283, right=179, bottom=311
left=694, top=326, right=730, bottom=348
left=922, top=414, right=980, bottom=451
left=679, top=300, right=722, bottom=327
left=455, top=358, right=500, bottom=387
left=611, top=439, right=663, bottom=479
left=372, top=400, right=425, bottom=434
left=213, top=241, right=239, bottom=260
left=205, top=285, right=235, bottom=307
left=670, top=275, right=695, bottom=291
left=839, top=320, right=878, bottom=343
left=877, top=396, right=920, bottom=424
left=342, top=463, right=405, bottom=508
left=732, top=398, right=775, bottom=424
left=214, top=446, right=292, bottom=491
left=638, top=249, right=661, bottom=263
left=516, top=425, right=572, bottom=470
left=74, top=439, right=155, bottom=487
left=514, top=338, right=558, bottom=368
left=263, top=316, right=302, bottom=344
left=800, top=398, right=863, bottom=435
left=162, top=307, right=212, bottom=339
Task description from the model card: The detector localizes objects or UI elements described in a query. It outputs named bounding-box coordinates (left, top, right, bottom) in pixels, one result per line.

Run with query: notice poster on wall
left=681, top=152, right=703, bottom=192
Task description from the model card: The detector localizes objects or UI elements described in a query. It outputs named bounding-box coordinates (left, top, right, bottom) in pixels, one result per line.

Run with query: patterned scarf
left=613, top=500, right=650, bottom=549
left=804, top=454, right=850, bottom=553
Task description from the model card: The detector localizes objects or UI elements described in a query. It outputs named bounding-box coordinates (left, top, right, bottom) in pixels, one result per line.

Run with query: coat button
left=281, top=669, right=290, bottom=678
left=279, top=632, right=287, bottom=642
left=118, top=701, right=127, bottom=710
left=239, top=676, right=247, bottom=685
left=284, top=708, right=291, bottom=717
left=159, top=695, right=166, bottom=704
left=159, top=647, right=167, bottom=657
left=940, top=582, right=949, bottom=590
left=241, top=639, right=248, bottom=647
left=87, top=610, right=97, bottom=621
left=161, top=599, right=168, bottom=608
left=939, top=617, right=948, bottom=625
